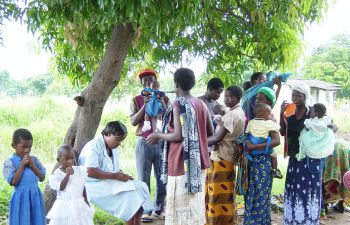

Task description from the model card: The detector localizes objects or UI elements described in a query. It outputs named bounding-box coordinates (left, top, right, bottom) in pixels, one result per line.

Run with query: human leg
left=142, top=114, right=152, bottom=131
left=270, top=152, right=283, bottom=179
left=151, top=142, right=166, bottom=216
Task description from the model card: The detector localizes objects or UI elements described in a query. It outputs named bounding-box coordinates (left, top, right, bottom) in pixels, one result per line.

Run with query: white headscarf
left=292, top=84, right=310, bottom=105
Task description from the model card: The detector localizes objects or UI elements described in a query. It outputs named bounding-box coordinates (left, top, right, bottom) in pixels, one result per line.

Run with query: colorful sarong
left=323, top=139, right=350, bottom=204
left=244, top=155, right=272, bottom=225
left=205, top=160, right=237, bottom=225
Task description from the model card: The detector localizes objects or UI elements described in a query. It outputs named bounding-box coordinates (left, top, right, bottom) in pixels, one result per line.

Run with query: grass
left=0, top=95, right=349, bottom=224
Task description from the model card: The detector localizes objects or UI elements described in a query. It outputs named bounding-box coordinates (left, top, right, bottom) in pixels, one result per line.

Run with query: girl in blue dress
left=2, top=128, right=46, bottom=225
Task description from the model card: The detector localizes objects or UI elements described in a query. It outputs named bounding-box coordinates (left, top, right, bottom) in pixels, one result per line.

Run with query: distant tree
left=303, top=34, right=350, bottom=98
left=26, top=74, right=54, bottom=96
left=0, top=70, right=11, bottom=92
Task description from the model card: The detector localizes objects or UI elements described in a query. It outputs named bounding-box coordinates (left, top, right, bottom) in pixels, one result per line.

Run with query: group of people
left=2, top=68, right=350, bottom=225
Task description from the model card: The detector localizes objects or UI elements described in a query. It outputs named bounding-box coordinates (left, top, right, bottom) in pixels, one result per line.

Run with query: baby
left=210, top=104, right=227, bottom=161
left=297, top=103, right=335, bottom=161
left=141, top=81, right=165, bottom=132
left=246, top=103, right=282, bottom=178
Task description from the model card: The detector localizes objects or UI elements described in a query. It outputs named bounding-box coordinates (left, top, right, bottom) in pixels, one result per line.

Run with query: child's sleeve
left=32, top=156, right=46, bottom=177
left=49, top=169, right=62, bottom=191
left=267, top=121, right=280, bottom=133
left=245, top=121, right=252, bottom=134
left=2, top=159, right=15, bottom=184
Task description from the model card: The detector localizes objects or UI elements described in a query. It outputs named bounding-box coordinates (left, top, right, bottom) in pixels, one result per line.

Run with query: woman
left=280, top=85, right=324, bottom=225
left=78, top=121, right=154, bottom=225
left=147, top=68, right=214, bottom=225
left=206, top=86, right=245, bottom=225
left=243, top=88, right=281, bottom=225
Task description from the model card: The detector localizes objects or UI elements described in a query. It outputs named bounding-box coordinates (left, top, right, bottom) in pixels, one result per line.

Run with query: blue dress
left=78, top=135, right=154, bottom=221
left=2, top=154, right=46, bottom=225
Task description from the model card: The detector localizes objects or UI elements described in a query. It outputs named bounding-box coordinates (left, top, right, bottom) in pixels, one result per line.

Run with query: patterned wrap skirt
left=284, top=157, right=325, bottom=225
left=243, top=155, right=272, bottom=225
left=205, top=159, right=237, bottom=225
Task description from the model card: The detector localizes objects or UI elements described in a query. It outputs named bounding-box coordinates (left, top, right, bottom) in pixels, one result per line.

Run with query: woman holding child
left=206, top=85, right=245, bottom=225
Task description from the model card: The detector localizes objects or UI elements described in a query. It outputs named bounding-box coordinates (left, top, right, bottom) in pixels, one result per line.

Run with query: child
left=245, top=103, right=283, bottom=178
left=297, top=103, right=335, bottom=161
left=242, top=80, right=252, bottom=91
left=47, top=144, right=94, bottom=225
left=141, top=80, right=166, bottom=132
left=210, top=104, right=227, bottom=161
left=2, top=128, right=46, bottom=225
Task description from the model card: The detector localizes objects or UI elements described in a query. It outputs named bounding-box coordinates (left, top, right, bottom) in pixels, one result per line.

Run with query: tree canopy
left=9, top=0, right=328, bottom=85
left=303, top=34, right=350, bottom=98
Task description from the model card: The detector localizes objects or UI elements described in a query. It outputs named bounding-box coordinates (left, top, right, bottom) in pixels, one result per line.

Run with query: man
left=198, top=77, right=225, bottom=116
left=130, top=69, right=168, bottom=222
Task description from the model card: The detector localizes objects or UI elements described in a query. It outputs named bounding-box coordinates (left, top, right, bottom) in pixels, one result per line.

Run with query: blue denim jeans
left=136, top=137, right=166, bottom=214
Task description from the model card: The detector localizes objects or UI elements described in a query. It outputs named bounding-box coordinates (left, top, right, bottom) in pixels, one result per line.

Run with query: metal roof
left=285, top=79, right=341, bottom=91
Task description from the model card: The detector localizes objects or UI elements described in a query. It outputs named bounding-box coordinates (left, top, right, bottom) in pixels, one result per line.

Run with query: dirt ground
left=143, top=209, right=350, bottom=225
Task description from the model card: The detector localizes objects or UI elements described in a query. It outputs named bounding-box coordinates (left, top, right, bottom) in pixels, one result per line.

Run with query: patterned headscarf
left=257, top=87, right=276, bottom=106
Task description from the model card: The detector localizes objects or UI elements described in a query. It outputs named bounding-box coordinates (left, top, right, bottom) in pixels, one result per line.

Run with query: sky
left=1, top=0, right=350, bottom=80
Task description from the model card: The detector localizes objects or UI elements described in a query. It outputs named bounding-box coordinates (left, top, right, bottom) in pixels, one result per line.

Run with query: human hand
left=147, top=133, right=160, bottom=144
left=66, top=166, right=74, bottom=176
left=273, top=77, right=282, bottom=87
left=245, top=141, right=253, bottom=152
left=21, top=155, right=31, bottom=167
left=280, top=100, right=288, bottom=114
left=114, top=172, right=133, bottom=182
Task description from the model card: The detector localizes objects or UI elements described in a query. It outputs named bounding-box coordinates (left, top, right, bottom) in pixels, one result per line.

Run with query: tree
left=303, top=34, right=350, bottom=98
left=2, top=0, right=328, bottom=211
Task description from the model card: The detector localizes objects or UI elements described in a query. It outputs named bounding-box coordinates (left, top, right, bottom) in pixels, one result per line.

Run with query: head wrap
left=257, top=87, right=276, bottom=106
left=138, top=69, right=157, bottom=80
left=292, top=84, right=310, bottom=105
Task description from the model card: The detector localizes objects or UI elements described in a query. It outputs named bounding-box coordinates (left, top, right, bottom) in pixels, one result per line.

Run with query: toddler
left=47, top=144, right=94, bottom=225
left=245, top=103, right=282, bottom=178
left=210, top=104, right=227, bottom=161
left=141, top=80, right=165, bottom=132
left=297, top=103, right=335, bottom=161
left=2, top=128, right=46, bottom=225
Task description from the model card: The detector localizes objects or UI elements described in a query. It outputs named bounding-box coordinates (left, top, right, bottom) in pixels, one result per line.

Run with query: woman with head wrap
left=280, top=84, right=325, bottom=225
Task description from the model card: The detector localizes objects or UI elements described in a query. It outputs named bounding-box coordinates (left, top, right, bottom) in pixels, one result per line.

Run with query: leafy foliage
left=2, top=0, right=328, bottom=86
left=303, top=34, right=350, bottom=98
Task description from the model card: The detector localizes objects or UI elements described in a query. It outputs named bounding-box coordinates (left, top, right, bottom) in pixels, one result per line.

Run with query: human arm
left=58, top=167, right=73, bottom=191
left=83, top=187, right=90, bottom=206
left=207, top=113, right=214, bottom=137
left=28, top=156, right=46, bottom=182
left=207, top=126, right=228, bottom=145
left=245, top=131, right=280, bottom=152
left=147, top=103, right=182, bottom=144
left=273, top=77, right=282, bottom=101
left=86, top=167, right=132, bottom=182
left=130, top=96, right=151, bottom=126
left=4, top=157, right=28, bottom=186
left=279, top=101, right=288, bottom=136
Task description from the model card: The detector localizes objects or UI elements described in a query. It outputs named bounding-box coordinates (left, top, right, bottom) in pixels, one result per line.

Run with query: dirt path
left=142, top=210, right=350, bottom=225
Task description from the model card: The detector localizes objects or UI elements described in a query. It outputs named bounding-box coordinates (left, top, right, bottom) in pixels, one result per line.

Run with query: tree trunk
left=44, top=23, right=136, bottom=214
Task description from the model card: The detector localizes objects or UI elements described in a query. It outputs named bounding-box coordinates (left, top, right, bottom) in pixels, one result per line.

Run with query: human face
left=141, top=75, right=156, bottom=88
left=59, top=149, right=75, bottom=169
left=309, top=107, right=317, bottom=119
left=209, top=87, right=224, bottom=101
left=253, top=74, right=267, bottom=85
left=104, top=134, right=126, bottom=149
left=151, top=81, right=160, bottom=90
left=291, top=90, right=306, bottom=106
left=12, top=139, right=32, bottom=157
left=224, top=90, right=239, bottom=108
left=256, top=93, right=272, bottom=106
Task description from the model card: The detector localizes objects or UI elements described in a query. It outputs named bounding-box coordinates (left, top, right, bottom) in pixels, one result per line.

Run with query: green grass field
left=0, top=96, right=349, bottom=224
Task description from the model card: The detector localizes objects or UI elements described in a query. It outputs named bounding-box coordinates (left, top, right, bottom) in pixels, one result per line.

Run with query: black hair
left=207, top=77, right=224, bottom=90
left=174, top=68, right=196, bottom=91
left=253, top=103, right=271, bottom=117
left=250, top=72, right=264, bottom=84
left=56, top=144, right=74, bottom=161
left=313, top=103, right=327, bottom=118
left=226, top=85, right=243, bottom=100
left=213, top=104, right=226, bottom=116
left=12, top=128, right=33, bottom=145
left=101, top=121, right=128, bottom=137
left=242, top=81, right=252, bottom=91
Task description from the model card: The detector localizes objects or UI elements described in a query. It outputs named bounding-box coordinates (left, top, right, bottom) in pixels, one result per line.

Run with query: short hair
left=56, top=144, right=74, bottom=161
left=242, top=81, right=252, bottom=91
left=313, top=103, right=327, bottom=118
left=250, top=72, right=264, bottom=84
left=226, top=85, right=243, bottom=100
left=213, top=104, right=226, bottom=116
left=254, top=103, right=271, bottom=117
left=174, top=68, right=196, bottom=91
left=207, top=78, right=224, bottom=90
left=101, top=121, right=128, bottom=137
left=12, top=128, right=33, bottom=145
